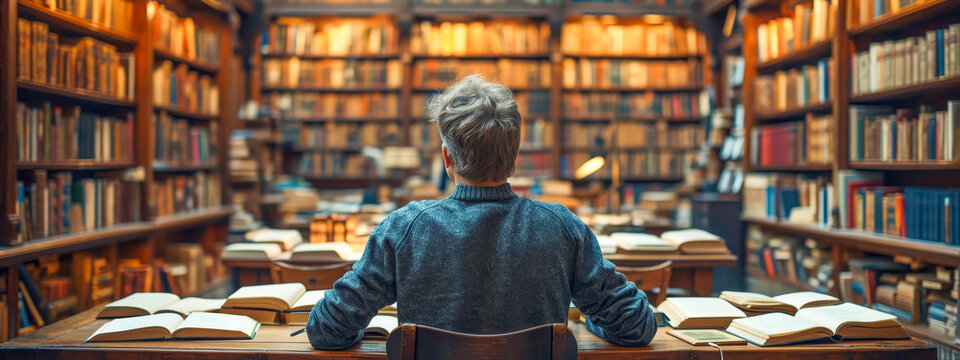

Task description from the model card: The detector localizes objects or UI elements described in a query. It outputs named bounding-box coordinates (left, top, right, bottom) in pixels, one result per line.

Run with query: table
left=223, top=251, right=738, bottom=297
left=0, top=305, right=935, bottom=359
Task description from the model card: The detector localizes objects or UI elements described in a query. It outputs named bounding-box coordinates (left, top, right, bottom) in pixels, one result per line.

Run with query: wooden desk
left=222, top=252, right=738, bottom=297
left=0, top=305, right=935, bottom=359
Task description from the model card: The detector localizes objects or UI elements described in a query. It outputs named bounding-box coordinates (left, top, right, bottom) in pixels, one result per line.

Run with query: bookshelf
left=740, top=0, right=960, bottom=352
left=0, top=0, right=237, bottom=341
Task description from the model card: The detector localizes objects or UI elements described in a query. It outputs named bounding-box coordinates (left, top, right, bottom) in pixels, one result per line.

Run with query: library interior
left=0, top=0, right=959, bottom=358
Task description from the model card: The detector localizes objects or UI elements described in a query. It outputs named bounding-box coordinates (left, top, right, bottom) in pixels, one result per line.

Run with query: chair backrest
left=269, top=261, right=352, bottom=290
left=616, top=260, right=673, bottom=306
left=386, top=323, right=577, bottom=360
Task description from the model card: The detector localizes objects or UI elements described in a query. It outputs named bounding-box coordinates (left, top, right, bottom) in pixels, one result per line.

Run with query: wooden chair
left=386, top=323, right=576, bottom=360
left=269, top=261, right=352, bottom=290
left=616, top=261, right=673, bottom=306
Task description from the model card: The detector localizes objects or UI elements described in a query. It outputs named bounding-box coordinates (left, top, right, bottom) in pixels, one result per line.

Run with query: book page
left=365, top=315, right=399, bottom=338
left=795, top=303, right=896, bottom=333
left=666, top=297, right=746, bottom=318
left=226, top=283, right=307, bottom=310
left=660, top=229, right=722, bottom=244
left=105, top=293, right=181, bottom=315
left=174, top=312, right=260, bottom=338
left=611, top=232, right=677, bottom=251
left=292, top=242, right=354, bottom=260
left=87, top=313, right=183, bottom=342
left=222, top=243, right=283, bottom=259
left=291, top=290, right=327, bottom=311
left=773, top=291, right=839, bottom=310
left=158, top=297, right=226, bottom=317
left=729, top=312, right=831, bottom=337
left=720, top=291, right=778, bottom=303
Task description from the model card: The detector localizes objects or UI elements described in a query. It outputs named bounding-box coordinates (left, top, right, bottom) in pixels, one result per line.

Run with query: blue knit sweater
left=306, top=183, right=657, bottom=349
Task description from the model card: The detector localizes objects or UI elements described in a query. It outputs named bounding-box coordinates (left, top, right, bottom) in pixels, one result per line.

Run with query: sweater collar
left=449, top=183, right=516, bottom=201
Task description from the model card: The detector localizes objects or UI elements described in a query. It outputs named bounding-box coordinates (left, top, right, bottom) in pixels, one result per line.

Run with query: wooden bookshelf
left=15, top=161, right=138, bottom=171
left=755, top=101, right=833, bottom=122
left=261, top=53, right=398, bottom=60
left=261, top=86, right=402, bottom=93
left=755, top=40, right=831, bottom=73
left=17, top=81, right=137, bottom=107
left=153, top=47, right=219, bottom=74
left=751, top=164, right=833, bottom=172
left=411, top=54, right=550, bottom=60
left=848, top=76, right=960, bottom=103
left=153, top=162, right=218, bottom=173
left=563, top=115, right=704, bottom=123
left=16, top=0, right=138, bottom=47
left=154, top=105, right=219, bottom=121
left=562, top=85, right=705, bottom=92
left=846, top=0, right=957, bottom=37
left=848, top=161, right=960, bottom=171
left=563, top=53, right=700, bottom=60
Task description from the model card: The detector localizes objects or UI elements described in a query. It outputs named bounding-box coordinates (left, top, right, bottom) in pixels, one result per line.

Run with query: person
left=306, top=75, right=657, bottom=349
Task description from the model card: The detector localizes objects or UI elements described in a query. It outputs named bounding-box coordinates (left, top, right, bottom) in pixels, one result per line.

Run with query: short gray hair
left=427, top=75, right=521, bottom=182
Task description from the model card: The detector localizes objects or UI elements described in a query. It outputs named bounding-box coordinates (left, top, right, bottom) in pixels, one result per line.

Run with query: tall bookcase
left=740, top=0, right=960, bottom=352
left=0, top=0, right=238, bottom=341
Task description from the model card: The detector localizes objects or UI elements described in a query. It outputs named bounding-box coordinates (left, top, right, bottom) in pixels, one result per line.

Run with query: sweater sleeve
left=563, top=210, right=657, bottom=346
left=305, top=210, right=405, bottom=350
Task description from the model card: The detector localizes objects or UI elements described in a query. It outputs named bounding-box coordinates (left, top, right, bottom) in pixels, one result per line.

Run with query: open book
left=719, top=291, right=840, bottom=315
left=221, top=243, right=283, bottom=261
left=223, top=283, right=307, bottom=311
left=98, top=293, right=225, bottom=319
left=284, top=290, right=327, bottom=325
left=245, top=228, right=303, bottom=251
left=726, top=303, right=909, bottom=346
left=659, top=229, right=727, bottom=254
left=364, top=315, right=399, bottom=339
left=611, top=232, right=678, bottom=253
left=289, top=242, right=361, bottom=262
left=657, top=297, right=746, bottom=328
left=86, top=312, right=259, bottom=342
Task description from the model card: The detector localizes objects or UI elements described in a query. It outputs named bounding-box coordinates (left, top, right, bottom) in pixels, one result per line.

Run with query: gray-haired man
left=306, top=75, right=657, bottom=349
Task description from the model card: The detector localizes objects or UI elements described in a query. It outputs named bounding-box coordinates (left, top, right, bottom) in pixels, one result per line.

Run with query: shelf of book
left=411, top=3, right=556, bottom=17
left=413, top=86, right=549, bottom=92
left=742, top=216, right=960, bottom=267
left=755, top=40, right=832, bottom=73
left=153, top=48, right=219, bottom=74
left=745, top=266, right=821, bottom=293
left=15, top=161, right=138, bottom=171
left=563, top=53, right=702, bottom=60
left=563, top=176, right=686, bottom=183
left=847, top=0, right=957, bottom=37
left=267, top=2, right=406, bottom=17
left=260, top=53, right=399, bottom=60
left=755, top=102, right=833, bottom=122
left=0, top=222, right=151, bottom=267
left=151, top=206, right=231, bottom=234
left=563, top=115, right=704, bottom=123
left=411, top=54, right=549, bottom=60
left=849, top=76, right=960, bottom=103
left=152, top=162, right=218, bottom=173
left=563, top=85, right=705, bottom=92
left=751, top=164, right=833, bottom=172
left=154, top=105, right=219, bottom=122
left=17, top=81, right=136, bottom=108
left=16, top=0, right=137, bottom=48
left=291, top=147, right=365, bottom=153
left=261, top=86, right=401, bottom=93
left=564, top=2, right=694, bottom=17
left=281, top=116, right=402, bottom=123
left=848, top=161, right=960, bottom=171
left=903, top=322, right=960, bottom=351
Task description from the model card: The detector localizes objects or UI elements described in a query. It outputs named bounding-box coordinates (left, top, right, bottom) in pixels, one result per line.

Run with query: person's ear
left=442, top=144, right=452, bottom=169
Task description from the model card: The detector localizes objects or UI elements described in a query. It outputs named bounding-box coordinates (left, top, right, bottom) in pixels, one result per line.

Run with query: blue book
left=871, top=303, right=913, bottom=323
left=874, top=0, right=884, bottom=17
left=952, top=192, right=959, bottom=245
left=62, top=180, right=70, bottom=231
left=904, top=188, right=915, bottom=239
left=890, top=121, right=897, bottom=159
left=767, top=186, right=777, bottom=218
left=929, top=117, right=937, bottom=160
left=936, top=29, right=945, bottom=77
left=780, top=187, right=800, bottom=219
left=818, top=58, right=829, bottom=101
left=874, top=189, right=884, bottom=234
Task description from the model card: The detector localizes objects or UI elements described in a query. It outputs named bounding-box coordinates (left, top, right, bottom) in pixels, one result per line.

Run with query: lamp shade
left=575, top=156, right=605, bottom=179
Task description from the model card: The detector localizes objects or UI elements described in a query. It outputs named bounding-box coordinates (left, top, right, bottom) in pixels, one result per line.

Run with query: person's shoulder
left=523, top=198, right=583, bottom=225
left=378, top=199, right=443, bottom=227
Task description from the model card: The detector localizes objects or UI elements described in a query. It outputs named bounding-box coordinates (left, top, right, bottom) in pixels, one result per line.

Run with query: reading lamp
left=573, top=120, right=622, bottom=212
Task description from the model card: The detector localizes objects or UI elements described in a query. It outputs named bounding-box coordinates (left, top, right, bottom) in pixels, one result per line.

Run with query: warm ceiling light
left=575, top=156, right=606, bottom=180
left=642, top=14, right=666, bottom=24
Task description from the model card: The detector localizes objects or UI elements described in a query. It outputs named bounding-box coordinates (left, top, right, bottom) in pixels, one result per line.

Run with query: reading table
left=222, top=251, right=737, bottom=296
left=0, top=305, right=935, bottom=359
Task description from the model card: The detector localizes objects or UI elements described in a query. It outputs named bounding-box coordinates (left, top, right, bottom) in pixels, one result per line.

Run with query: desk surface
left=0, top=305, right=935, bottom=360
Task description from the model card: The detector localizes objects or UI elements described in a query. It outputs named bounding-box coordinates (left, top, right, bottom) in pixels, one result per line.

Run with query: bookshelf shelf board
left=563, top=53, right=701, bottom=60
left=281, top=116, right=401, bottom=123
left=848, top=161, right=960, bottom=170
left=261, top=86, right=401, bottom=93
left=564, top=115, right=703, bottom=123
left=153, top=48, right=219, bottom=74
left=412, top=53, right=550, bottom=60
left=411, top=4, right=556, bottom=16
left=268, top=2, right=405, bottom=17
left=704, top=0, right=735, bottom=15
left=17, top=81, right=136, bottom=108
left=152, top=206, right=232, bottom=233
left=154, top=105, right=219, bottom=121
left=756, top=102, right=833, bottom=122
left=847, top=0, right=958, bottom=38
left=751, top=164, right=833, bottom=172
left=903, top=323, right=960, bottom=351
left=16, top=161, right=138, bottom=170
left=563, top=85, right=704, bottom=93
left=742, top=216, right=960, bottom=267
left=849, top=76, right=960, bottom=103
left=745, top=267, right=822, bottom=294
left=756, top=40, right=832, bottom=73
left=153, top=162, right=218, bottom=173
left=0, top=222, right=153, bottom=266
left=564, top=2, right=693, bottom=17
left=291, top=147, right=365, bottom=152
left=261, top=53, right=398, bottom=60
left=413, top=86, right=549, bottom=92
left=17, top=1, right=138, bottom=48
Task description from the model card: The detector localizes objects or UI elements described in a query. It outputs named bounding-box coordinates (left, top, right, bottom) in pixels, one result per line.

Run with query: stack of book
left=263, top=59, right=402, bottom=89
left=16, top=21, right=135, bottom=100
left=262, top=18, right=397, bottom=56
left=755, top=58, right=831, bottom=113
left=410, top=20, right=549, bottom=55
left=562, top=92, right=707, bottom=119
left=751, top=114, right=832, bottom=167
left=152, top=61, right=220, bottom=115
left=150, top=1, right=221, bottom=64
left=264, top=92, right=399, bottom=120
left=153, top=173, right=221, bottom=217
left=742, top=173, right=834, bottom=226
left=154, top=113, right=214, bottom=166
left=849, top=103, right=959, bottom=163
left=412, top=59, right=550, bottom=89
left=563, top=59, right=702, bottom=89
left=756, top=0, right=836, bottom=63
left=746, top=226, right=835, bottom=292
left=561, top=20, right=705, bottom=56
left=16, top=103, right=134, bottom=163
left=851, top=23, right=960, bottom=96
left=229, top=134, right=258, bottom=183
left=16, top=170, right=143, bottom=241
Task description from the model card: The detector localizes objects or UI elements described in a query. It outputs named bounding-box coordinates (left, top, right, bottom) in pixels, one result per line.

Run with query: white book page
left=293, top=242, right=354, bottom=260
left=159, top=297, right=226, bottom=317
left=612, top=233, right=677, bottom=251
left=87, top=313, right=184, bottom=341
left=730, top=312, right=830, bottom=337
left=175, top=312, right=259, bottom=337
left=721, top=291, right=778, bottom=303
left=660, top=229, right=721, bottom=244
left=795, top=303, right=896, bottom=333
left=773, top=291, right=839, bottom=310
left=228, top=283, right=307, bottom=308
left=668, top=297, right=746, bottom=318
left=106, top=293, right=181, bottom=314
left=223, top=243, right=283, bottom=259
left=291, top=290, right=328, bottom=311
left=366, top=315, right=399, bottom=336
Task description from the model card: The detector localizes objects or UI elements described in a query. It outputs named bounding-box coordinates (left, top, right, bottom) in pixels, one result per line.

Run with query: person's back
left=306, top=75, right=656, bottom=349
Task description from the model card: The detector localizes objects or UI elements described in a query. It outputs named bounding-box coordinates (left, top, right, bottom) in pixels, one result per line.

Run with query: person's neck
left=453, top=174, right=506, bottom=187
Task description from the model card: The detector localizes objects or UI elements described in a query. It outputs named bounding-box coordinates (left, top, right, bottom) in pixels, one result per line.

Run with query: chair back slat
left=386, top=323, right=576, bottom=360
left=616, top=260, right=673, bottom=306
